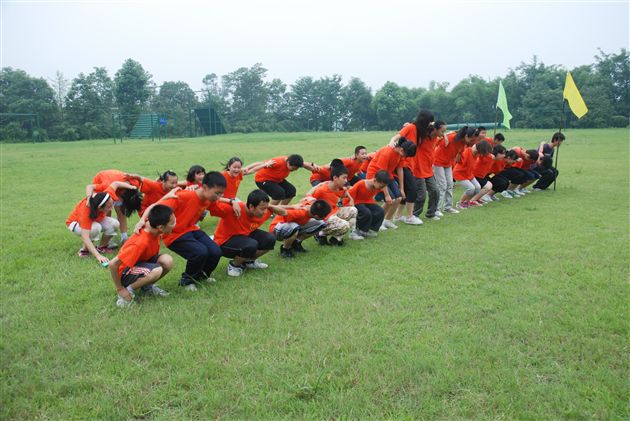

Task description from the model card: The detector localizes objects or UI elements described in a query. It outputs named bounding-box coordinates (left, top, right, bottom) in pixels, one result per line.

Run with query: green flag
left=496, top=80, right=512, bottom=129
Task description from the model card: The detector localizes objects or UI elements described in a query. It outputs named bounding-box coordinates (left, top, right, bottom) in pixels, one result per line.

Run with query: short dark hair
left=374, top=169, right=391, bottom=184
left=120, top=189, right=142, bottom=217
left=434, top=120, right=446, bottom=129
left=475, top=140, right=492, bottom=155
left=354, top=145, right=367, bottom=154
left=310, top=199, right=331, bottom=219
left=186, top=165, right=205, bottom=183
left=246, top=189, right=270, bottom=208
left=477, top=126, right=487, bottom=132
left=202, top=171, right=227, bottom=188
left=492, top=144, right=507, bottom=156
left=552, top=132, right=566, bottom=142
left=158, top=170, right=177, bottom=182
left=466, top=127, right=478, bottom=137
left=526, top=149, right=539, bottom=161
left=494, top=133, right=505, bottom=142
left=148, top=204, right=173, bottom=228
left=330, top=159, right=348, bottom=179
left=505, top=150, right=519, bottom=160
left=287, top=154, right=304, bottom=168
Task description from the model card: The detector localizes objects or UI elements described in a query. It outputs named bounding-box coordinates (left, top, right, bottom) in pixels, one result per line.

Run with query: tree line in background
left=0, top=49, right=628, bottom=142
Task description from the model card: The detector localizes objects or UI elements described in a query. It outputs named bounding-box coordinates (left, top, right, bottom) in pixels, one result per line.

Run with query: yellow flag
left=563, top=72, right=588, bottom=118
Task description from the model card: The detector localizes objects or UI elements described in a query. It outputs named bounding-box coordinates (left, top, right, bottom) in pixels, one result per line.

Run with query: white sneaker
left=144, top=284, right=169, bottom=297
left=378, top=225, right=388, bottom=232
left=402, top=215, right=423, bottom=225
left=501, top=191, right=513, bottom=199
left=382, top=219, right=398, bottom=229
left=443, top=208, right=460, bottom=214
left=434, top=210, right=444, bottom=217
left=533, top=188, right=543, bottom=192
left=183, top=283, right=198, bottom=292
left=244, top=259, right=268, bottom=269
left=227, top=262, right=244, bottom=277
left=394, top=215, right=404, bottom=221
left=520, top=188, right=532, bottom=194
left=511, top=190, right=524, bottom=197
left=425, top=215, right=440, bottom=221
left=481, top=195, right=493, bottom=203
left=491, top=195, right=501, bottom=201
left=116, top=286, right=135, bottom=308
left=364, top=230, right=378, bottom=238
left=349, top=230, right=365, bottom=240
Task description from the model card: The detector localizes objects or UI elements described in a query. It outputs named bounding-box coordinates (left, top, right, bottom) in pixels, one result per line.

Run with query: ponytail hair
left=120, top=189, right=143, bottom=217
left=88, top=192, right=110, bottom=219
left=455, top=126, right=469, bottom=141
left=158, top=170, right=177, bottom=182
left=413, top=109, right=434, bottom=142
left=396, top=137, right=417, bottom=157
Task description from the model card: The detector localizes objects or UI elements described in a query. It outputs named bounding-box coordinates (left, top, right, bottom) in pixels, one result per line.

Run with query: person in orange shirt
left=253, top=154, right=320, bottom=205
left=85, top=169, right=143, bottom=244
left=309, top=160, right=359, bottom=245
left=220, top=157, right=270, bottom=200
left=108, top=204, right=175, bottom=308
left=136, top=172, right=229, bottom=291
left=478, top=144, right=510, bottom=202
left=182, top=165, right=206, bottom=189
left=389, top=110, right=434, bottom=225
left=210, top=189, right=287, bottom=277
left=269, top=199, right=331, bottom=258
left=310, top=146, right=369, bottom=187
left=133, top=170, right=180, bottom=216
left=347, top=170, right=390, bottom=237
left=366, top=138, right=416, bottom=229
left=66, top=185, right=123, bottom=264
left=432, top=126, right=470, bottom=215
left=453, top=140, right=492, bottom=208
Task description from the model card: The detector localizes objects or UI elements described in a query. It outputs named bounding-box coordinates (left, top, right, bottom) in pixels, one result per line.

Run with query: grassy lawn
left=1, top=129, right=628, bottom=419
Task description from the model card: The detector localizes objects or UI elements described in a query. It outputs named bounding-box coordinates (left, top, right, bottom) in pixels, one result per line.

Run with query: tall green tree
left=221, top=63, right=268, bottom=132
left=65, top=67, right=115, bottom=139
left=114, top=59, right=153, bottom=131
left=341, top=77, right=376, bottom=130
left=153, top=81, right=198, bottom=137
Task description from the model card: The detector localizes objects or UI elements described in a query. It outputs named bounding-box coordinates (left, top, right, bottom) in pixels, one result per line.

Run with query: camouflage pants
left=321, top=206, right=358, bottom=238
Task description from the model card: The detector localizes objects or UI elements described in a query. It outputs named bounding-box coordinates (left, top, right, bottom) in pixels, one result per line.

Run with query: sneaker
left=382, top=219, right=398, bottom=229
left=227, top=261, right=244, bottom=277
left=443, top=208, right=460, bottom=214
left=434, top=210, right=444, bottom=217
left=291, top=240, right=307, bottom=253
left=378, top=225, right=388, bottom=232
left=508, top=190, right=523, bottom=197
left=200, top=272, right=217, bottom=283
left=519, top=188, right=532, bottom=194
left=491, top=195, right=501, bottom=201
left=116, top=286, right=135, bottom=308
left=405, top=216, right=424, bottom=225
left=364, top=230, right=378, bottom=238
left=425, top=215, right=441, bottom=221
left=96, top=246, right=116, bottom=254
left=481, top=195, right=493, bottom=203
left=394, top=215, right=404, bottom=221
left=469, top=200, right=483, bottom=207
left=349, top=230, right=365, bottom=241
left=280, top=246, right=295, bottom=258
left=183, top=283, right=198, bottom=291
left=77, top=248, right=90, bottom=258
left=144, top=284, right=170, bottom=297
left=314, top=234, right=330, bottom=246
left=501, top=191, right=513, bottom=199
left=533, top=188, right=543, bottom=192
left=329, top=237, right=345, bottom=246
left=456, top=201, right=470, bottom=209
left=244, top=259, right=268, bottom=269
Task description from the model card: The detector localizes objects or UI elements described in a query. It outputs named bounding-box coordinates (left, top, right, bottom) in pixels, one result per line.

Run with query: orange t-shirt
left=92, top=169, right=141, bottom=200
left=158, top=189, right=212, bottom=246
left=254, top=156, right=290, bottom=183
left=139, top=179, right=168, bottom=215
left=346, top=179, right=379, bottom=205
left=311, top=182, right=344, bottom=217
left=473, top=154, right=494, bottom=178
left=211, top=201, right=272, bottom=245
left=66, top=185, right=116, bottom=230
left=489, top=159, right=507, bottom=175
left=360, top=152, right=376, bottom=173
left=269, top=208, right=311, bottom=232
left=366, top=146, right=402, bottom=179
left=221, top=171, right=243, bottom=199
left=310, top=166, right=332, bottom=184
left=116, top=229, right=161, bottom=277
left=453, top=147, right=475, bottom=181
left=342, top=157, right=362, bottom=179
left=434, top=132, right=466, bottom=168
left=398, top=124, right=418, bottom=170
left=412, top=137, right=439, bottom=178
left=514, top=148, right=534, bottom=170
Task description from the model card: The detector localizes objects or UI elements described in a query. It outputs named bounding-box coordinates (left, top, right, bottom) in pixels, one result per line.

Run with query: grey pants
left=433, top=165, right=454, bottom=210
left=414, top=176, right=439, bottom=218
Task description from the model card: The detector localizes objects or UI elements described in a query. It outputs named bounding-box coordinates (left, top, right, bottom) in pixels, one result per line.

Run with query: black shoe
left=291, top=240, right=307, bottom=253
left=280, top=246, right=295, bottom=258
left=314, top=235, right=329, bottom=246
left=329, top=237, right=345, bottom=247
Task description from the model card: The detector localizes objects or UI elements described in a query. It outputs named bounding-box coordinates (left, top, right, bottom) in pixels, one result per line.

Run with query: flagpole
left=553, top=99, right=566, bottom=191
left=493, top=106, right=499, bottom=137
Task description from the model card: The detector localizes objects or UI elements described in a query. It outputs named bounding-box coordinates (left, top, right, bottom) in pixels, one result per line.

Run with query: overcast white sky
left=1, top=0, right=628, bottom=92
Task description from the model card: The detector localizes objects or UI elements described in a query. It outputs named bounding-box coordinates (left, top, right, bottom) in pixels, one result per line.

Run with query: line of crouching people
left=65, top=109, right=564, bottom=307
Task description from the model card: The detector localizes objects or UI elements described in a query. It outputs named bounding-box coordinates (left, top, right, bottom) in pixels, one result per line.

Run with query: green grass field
left=1, top=129, right=628, bottom=419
